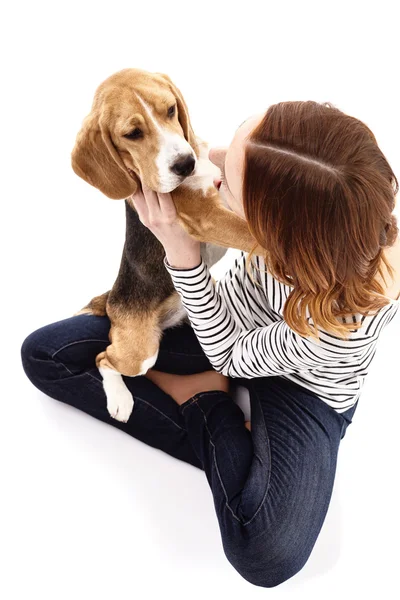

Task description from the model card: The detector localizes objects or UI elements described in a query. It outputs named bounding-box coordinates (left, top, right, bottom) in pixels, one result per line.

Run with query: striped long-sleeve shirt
left=164, top=251, right=399, bottom=414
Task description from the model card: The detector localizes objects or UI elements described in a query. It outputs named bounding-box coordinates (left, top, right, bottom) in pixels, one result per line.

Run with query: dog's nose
left=170, top=155, right=196, bottom=177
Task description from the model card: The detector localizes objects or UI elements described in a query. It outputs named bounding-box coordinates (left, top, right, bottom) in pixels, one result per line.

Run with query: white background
left=2, top=1, right=399, bottom=598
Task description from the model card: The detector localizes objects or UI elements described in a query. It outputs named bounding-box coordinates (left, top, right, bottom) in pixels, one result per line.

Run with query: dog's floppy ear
left=156, top=72, right=199, bottom=158
left=71, top=112, right=138, bottom=200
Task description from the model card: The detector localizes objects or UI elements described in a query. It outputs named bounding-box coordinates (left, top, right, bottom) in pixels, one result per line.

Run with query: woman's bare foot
left=145, top=369, right=230, bottom=406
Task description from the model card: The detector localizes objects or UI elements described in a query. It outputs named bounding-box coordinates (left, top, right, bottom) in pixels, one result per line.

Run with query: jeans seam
left=51, top=341, right=206, bottom=360
left=182, top=390, right=270, bottom=526
left=53, top=357, right=186, bottom=432
left=51, top=339, right=110, bottom=359
left=133, top=396, right=186, bottom=431
left=180, top=390, right=227, bottom=414
left=188, top=393, right=245, bottom=524
left=243, top=385, right=272, bottom=525
left=70, top=362, right=186, bottom=431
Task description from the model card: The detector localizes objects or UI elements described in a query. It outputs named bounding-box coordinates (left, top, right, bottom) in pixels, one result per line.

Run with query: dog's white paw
left=106, top=387, right=134, bottom=422
left=99, top=367, right=135, bottom=422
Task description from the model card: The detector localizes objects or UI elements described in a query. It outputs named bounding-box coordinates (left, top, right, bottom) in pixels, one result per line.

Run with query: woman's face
left=209, top=113, right=264, bottom=219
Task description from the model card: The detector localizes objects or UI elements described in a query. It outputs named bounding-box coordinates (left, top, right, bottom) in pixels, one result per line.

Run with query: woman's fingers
left=128, top=182, right=201, bottom=264
left=130, top=183, right=178, bottom=229
left=157, top=191, right=178, bottom=221
left=131, top=184, right=160, bottom=224
left=141, top=183, right=160, bottom=211
left=130, top=187, right=149, bottom=225
left=141, top=184, right=177, bottom=225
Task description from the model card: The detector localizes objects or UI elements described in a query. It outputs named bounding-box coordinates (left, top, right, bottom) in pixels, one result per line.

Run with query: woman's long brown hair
left=242, top=101, right=398, bottom=341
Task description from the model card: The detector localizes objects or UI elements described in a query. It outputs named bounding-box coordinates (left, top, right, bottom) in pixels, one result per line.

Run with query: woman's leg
left=21, top=313, right=358, bottom=588
left=175, top=375, right=357, bottom=588
left=20, top=313, right=216, bottom=469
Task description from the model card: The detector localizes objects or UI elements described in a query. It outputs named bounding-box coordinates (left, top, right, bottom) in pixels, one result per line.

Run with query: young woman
left=21, top=101, right=399, bottom=588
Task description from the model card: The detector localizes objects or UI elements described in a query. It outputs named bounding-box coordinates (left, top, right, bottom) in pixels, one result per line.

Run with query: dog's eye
left=168, top=105, right=176, bottom=118
left=124, top=128, right=143, bottom=140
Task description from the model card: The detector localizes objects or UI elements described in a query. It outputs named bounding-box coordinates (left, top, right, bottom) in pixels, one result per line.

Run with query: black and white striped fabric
left=164, top=251, right=399, bottom=414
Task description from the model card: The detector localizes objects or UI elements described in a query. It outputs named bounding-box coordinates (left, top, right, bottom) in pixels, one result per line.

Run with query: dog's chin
left=158, top=178, right=187, bottom=193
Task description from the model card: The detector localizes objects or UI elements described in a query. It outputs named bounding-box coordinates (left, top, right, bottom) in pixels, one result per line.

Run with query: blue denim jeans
left=20, top=314, right=357, bottom=588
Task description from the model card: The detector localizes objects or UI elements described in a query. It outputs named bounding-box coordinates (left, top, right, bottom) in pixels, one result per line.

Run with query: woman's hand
left=129, top=183, right=201, bottom=269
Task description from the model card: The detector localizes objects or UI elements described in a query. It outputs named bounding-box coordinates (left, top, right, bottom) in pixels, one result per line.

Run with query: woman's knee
left=224, top=533, right=308, bottom=588
left=21, top=325, right=60, bottom=387
left=221, top=512, right=315, bottom=588
left=21, top=315, right=110, bottom=383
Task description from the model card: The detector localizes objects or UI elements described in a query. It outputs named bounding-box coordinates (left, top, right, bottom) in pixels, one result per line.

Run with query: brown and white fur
left=71, top=68, right=261, bottom=422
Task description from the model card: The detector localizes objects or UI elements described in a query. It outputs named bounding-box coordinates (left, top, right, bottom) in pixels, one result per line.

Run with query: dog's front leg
left=98, top=366, right=136, bottom=422
left=97, top=292, right=186, bottom=422
left=96, top=308, right=161, bottom=422
left=177, top=198, right=264, bottom=255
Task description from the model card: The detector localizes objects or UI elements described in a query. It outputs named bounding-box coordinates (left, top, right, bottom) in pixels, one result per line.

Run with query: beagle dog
left=71, top=68, right=260, bottom=422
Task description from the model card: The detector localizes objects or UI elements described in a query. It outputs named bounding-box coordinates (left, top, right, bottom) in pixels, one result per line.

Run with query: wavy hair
left=242, top=101, right=398, bottom=341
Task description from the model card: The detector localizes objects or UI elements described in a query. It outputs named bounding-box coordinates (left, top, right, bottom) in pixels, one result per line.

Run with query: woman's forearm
left=165, top=246, right=202, bottom=270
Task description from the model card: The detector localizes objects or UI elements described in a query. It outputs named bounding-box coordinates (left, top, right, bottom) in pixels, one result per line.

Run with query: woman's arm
left=164, top=254, right=361, bottom=378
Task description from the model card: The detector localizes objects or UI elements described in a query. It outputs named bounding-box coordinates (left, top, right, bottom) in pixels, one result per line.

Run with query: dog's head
left=71, top=69, right=199, bottom=199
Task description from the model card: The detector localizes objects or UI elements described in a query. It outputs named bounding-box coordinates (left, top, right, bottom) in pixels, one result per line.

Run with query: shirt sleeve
left=163, top=254, right=353, bottom=378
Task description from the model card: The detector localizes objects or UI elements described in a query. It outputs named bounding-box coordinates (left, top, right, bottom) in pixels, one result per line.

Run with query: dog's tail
left=73, top=291, right=110, bottom=317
